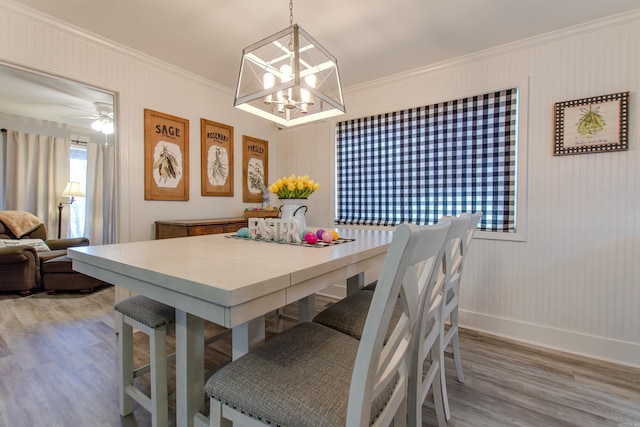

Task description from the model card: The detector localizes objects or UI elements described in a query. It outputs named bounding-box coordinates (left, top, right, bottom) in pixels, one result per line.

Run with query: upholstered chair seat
left=312, top=290, right=403, bottom=343
left=206, top=322, right=398, bottom=426
left=115, top=295, right=176, bottom=427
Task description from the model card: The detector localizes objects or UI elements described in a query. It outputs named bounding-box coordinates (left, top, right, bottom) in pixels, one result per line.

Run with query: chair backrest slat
left=347, top=221, right=451, bottom=426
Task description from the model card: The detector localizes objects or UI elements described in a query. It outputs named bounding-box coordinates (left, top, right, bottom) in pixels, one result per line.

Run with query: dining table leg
left=347, top=271, right=364, bottom=295
left=231, top=316, right=266, bottom=360
left=175, top=310, right=205, bottom=427
left=298, top=294, right=316, bottom=322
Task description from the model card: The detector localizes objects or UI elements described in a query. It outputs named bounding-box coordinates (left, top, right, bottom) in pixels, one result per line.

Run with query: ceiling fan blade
left=61, top=104, right=95, bottom=114
left=61, top=114, right=99, bottom=119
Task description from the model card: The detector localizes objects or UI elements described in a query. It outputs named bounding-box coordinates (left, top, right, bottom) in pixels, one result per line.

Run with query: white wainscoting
left=274, top=10, right=640, bottom=367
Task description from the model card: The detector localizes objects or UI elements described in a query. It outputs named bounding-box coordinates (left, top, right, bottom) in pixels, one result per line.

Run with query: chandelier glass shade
left=234, top=24, right=345, bottom=127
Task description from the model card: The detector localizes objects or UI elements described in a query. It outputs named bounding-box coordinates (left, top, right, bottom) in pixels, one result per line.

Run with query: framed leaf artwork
left=144, top=109, right=189, bottom=200
left=242, top=135, right=268, bottom=203
left=200, top=119, right=234, bottom=196
left=554, top=92, right=629, bottom=156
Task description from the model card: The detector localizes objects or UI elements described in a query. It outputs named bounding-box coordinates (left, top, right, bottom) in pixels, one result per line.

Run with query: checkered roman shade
left=336, top=88, right=518, bottom=232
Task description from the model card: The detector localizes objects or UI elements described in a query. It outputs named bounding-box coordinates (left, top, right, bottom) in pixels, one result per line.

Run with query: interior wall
left=276, top=11, right=640, bottom=367
left=2, top=1, right=638, bottom=367
left=0, top=1, right=278, bottom=244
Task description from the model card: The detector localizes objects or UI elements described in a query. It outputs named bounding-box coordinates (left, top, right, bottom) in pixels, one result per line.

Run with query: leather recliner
left=0, top=210, right=95, bottom=294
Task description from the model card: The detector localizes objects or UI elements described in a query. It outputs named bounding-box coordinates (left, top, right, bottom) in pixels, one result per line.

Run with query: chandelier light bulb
left=279, top=64, right=292, bottom=82
left=263, top=72, right=275, bottom=104
left=304, top=74, right=316, bottom=105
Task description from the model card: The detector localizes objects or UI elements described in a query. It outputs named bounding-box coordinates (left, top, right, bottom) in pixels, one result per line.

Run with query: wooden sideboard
left=155, top=217, right=247, bottom=239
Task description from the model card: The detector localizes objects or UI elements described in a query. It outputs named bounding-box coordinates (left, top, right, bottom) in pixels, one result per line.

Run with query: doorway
left=0, top=62, right=117, bottom=244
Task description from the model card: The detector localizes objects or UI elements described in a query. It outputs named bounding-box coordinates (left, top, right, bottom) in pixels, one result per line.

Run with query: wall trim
left=460, top=309, right=640, bottom=369
left=0, top=0, right=233, bottom=95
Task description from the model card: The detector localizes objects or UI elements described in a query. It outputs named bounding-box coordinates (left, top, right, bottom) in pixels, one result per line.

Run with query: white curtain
left=85, top=142, right=116, bottom=245
left=5, top=131, right=70, bottom=237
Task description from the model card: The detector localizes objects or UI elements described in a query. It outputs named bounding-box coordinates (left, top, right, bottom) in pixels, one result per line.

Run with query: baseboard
left=460, top=310, right=640, bottom=369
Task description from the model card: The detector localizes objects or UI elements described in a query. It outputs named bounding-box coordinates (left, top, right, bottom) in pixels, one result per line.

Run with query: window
left=69, top=146, right=87, bottom=238
left=336, top=88, right=518, bottom=233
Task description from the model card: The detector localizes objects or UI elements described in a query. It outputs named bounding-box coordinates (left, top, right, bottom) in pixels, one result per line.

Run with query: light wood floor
left=0, top=285, right=639, bottom=427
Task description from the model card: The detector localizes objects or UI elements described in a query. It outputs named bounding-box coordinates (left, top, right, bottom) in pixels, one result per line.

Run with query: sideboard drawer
left=155, top=218, right=247, bottom=239
left=189, top=224, right=226, bottom=236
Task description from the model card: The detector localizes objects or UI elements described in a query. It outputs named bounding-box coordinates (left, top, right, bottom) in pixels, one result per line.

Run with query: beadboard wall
left=1, top=0, right=638, bottom=367
left=0, top=0, right=279, bottom=244
left=276, top=12, right=640, bottom=367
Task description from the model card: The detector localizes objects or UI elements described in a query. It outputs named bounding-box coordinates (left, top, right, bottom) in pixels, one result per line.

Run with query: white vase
left=279, top=198, right=308, bottom=236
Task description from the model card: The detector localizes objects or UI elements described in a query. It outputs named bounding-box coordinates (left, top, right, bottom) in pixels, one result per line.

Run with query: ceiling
left=0, top=62, right=114, bottom=130
left=2, top=0, right=640, bottom=128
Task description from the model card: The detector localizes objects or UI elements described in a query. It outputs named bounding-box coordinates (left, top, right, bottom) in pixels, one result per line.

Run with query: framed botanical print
left=200, top=119, right=234, bottom=196
left=554, top=92, right=629, bottom=156
left=242, top=135, right=268, bottom=203
left=144, top=109, right=189, bottom=200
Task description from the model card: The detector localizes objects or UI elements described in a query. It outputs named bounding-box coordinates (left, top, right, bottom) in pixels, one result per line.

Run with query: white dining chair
left=199, top=221, right=451, bottom=427
left=437, top=211, right=481, bottom=419
left=312, top=218, right=471, bottom=426
left=406, top=218, right=460, bottom=427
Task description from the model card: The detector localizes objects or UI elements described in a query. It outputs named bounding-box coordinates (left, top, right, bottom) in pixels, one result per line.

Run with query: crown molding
left=346, top=8, right=640, bottom=94
left=0, top=0, right=234, bottom=95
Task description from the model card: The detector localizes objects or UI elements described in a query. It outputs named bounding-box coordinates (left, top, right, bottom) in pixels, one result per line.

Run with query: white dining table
left=67, top=227, right=393, bottom=427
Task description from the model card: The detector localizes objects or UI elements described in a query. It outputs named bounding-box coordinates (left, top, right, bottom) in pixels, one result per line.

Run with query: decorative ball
left=316, top=229, right=325, bottom=239
left=304, top=233, right=318, bottom=244
left=302, top=230, right=312, bottom=238
left=330, top=230, right=339, bottom=241
left=322, top=231, right=333, bottom=243
left=236, top=227, right=250, bottom=238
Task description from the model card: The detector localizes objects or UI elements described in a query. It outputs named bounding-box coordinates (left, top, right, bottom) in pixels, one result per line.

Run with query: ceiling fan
left=65, top=101, right=114, bottom=134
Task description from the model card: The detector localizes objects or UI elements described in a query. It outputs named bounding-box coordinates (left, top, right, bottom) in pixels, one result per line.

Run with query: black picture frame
left=554, top=92, right=629, bottom=156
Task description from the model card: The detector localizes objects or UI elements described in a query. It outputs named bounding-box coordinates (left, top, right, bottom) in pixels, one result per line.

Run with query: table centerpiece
left=268, top=175, right=320, bottom=236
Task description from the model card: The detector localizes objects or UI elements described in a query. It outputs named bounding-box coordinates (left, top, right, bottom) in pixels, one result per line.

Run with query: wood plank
left=0, top=286, right=639, bottom=426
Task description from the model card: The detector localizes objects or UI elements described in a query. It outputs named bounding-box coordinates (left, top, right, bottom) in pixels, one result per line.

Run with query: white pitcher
left=279, top=199, right=308, bottom=237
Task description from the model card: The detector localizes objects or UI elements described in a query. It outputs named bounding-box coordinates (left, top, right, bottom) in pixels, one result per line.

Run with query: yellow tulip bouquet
left=269, top=174, right=320, bottom=199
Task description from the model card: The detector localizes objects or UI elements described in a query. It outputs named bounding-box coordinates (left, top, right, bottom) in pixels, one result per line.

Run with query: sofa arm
left=45, top=237, right=90, bottom=250
left=0, top=245, right=39, bottom=264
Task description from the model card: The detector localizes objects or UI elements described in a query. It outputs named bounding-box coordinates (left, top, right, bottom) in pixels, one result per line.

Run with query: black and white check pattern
left=336, top=88, right=517, bottom=232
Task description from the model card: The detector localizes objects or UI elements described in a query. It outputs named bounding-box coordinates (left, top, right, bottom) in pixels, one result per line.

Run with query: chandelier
left=233, top=0, right=345, bottom=127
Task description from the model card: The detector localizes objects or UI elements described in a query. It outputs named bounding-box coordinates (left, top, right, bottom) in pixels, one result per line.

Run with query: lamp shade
left=61, top=181, right=85, bottom=198
left=91, top=117, right=115, bottom=135
left=234, top=24, right=345, bottom=127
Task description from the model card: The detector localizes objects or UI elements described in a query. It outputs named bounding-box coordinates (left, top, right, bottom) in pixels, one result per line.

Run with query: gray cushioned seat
left=205, top=322, right=395, bottom=427
left=362, top=280, right=377, bottom=291
left=312, top=290, right=402, bottom=343
left=114, top=295, right=175, bottom=328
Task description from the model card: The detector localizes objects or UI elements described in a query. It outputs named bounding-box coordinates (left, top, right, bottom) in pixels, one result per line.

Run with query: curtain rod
left=0, top=130, right=90, bottom=144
